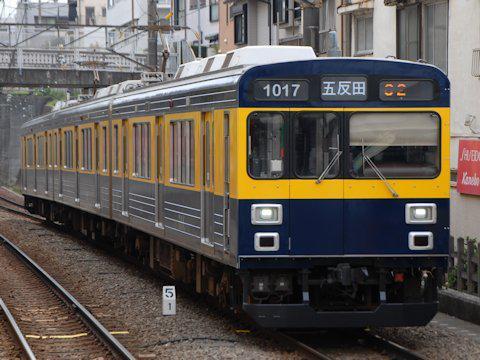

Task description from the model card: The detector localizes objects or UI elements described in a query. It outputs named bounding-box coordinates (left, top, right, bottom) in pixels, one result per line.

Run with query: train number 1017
left=253, top=80, right=309, bottom=101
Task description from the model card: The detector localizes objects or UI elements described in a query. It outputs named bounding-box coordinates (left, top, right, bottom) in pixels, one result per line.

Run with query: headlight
left=251, top=204, right=283, bottom=225
left=405, top=203, right=437, bottom=224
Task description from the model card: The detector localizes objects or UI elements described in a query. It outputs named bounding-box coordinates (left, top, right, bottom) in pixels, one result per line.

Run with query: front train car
left=234, top=58, right=450, bottom=328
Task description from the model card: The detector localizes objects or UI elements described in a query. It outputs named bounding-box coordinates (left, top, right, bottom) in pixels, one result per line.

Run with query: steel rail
left=0, top=194, right=24, bottom=208
left=266, top=330, right=335, bottom=360
left=362, top=330, right=427, bottom=360
left=0, top=297, right=37, bottom=360
left=0, top=234, right=135, bottom=360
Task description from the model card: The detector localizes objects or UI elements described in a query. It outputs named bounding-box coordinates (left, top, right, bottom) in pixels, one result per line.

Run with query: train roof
left=21, top=51, right=449, bottom=135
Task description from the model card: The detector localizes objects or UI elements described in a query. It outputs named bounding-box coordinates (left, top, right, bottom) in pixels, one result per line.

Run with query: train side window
left=38, top=135, right=46, bottom=168
left=349, top=112, right=440, bottom=178
left=102, top=126, right=108, bottom=173
left=64, top=130, right=74, bottom=169
left=27, top=138, right=34, bottom=168
left=113, top=124, right=119, bottom=174
left=248, top=112, right=285, bottom=179
left=133, top=122, right=151, bottom=178
left=53, top=133, right=58, bottom=167
left=170, top=120, right=195, bottom=186
left=81, top=128, right=92, bottom=171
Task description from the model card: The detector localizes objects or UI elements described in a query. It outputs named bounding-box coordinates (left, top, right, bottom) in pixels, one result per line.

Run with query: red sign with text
left=457, top=140, right=480, bottom=195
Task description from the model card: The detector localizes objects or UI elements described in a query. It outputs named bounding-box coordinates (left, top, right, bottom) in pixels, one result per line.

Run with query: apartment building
left=172, top=0, right=219, bottom=56
left=107, top=0, right=171, bottom=54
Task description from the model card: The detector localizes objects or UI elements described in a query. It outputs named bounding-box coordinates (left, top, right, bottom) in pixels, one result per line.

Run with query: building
left=172, top=0, right=219, bottom=57
left=13, top=0, right=107, bottom=49
left=107, top=0, right=170, bottom=54
left=15, top=0, right=70, bottom=48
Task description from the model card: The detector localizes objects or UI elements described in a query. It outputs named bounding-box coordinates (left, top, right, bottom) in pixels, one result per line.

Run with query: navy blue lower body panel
left=237, top=198, right=449, bottom=262
left=243, top=302, right=438, bottom=328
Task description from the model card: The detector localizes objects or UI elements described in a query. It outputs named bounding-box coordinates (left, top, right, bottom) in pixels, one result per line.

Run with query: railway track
left=275, top=329, right=427, bottom=360
left=0, top=195, right=429, bottom=359
left=0, top=234, right=135, bottom=360
left=0, top=297, right=35, bottom=359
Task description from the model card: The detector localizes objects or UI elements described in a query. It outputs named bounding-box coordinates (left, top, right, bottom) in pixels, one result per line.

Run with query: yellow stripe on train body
left=233, top=107, right=450, bottom=200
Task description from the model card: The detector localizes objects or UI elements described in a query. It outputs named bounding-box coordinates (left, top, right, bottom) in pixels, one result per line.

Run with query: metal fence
left=448, top=236, right=480, bottom=297
left=0, top=48, right=147, bottom=72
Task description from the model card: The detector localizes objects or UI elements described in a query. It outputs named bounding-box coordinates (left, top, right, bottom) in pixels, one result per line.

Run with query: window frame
left=346, top=111, right=442, bottom=180
left=169, top=119, right=195, bottom=186
left=397, top=4, right=421, bottom=62
left=292, top=111, right=341, bottom=180
left=354, top=13, right=373, bottom=56
left=247, top=111, right=288, bottom=180
left=132, top=121, right=152, bottom=179
left=209, top=0, right=218, bottom=22
left=234, top=4, right=247, bottom=45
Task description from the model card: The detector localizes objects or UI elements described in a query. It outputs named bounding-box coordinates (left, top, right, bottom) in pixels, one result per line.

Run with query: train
left=20, top=46, right=450, bottom=328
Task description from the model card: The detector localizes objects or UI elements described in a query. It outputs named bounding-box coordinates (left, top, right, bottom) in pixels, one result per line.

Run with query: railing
left=0, top=48, right=147, bottom=72
left=448, top=236, right=480, bottom=297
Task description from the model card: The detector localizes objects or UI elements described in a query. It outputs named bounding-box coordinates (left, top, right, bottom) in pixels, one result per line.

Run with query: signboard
left=162, top=285, right=176, bottom=315
left=379, top=80, right=435, bottom=101
left=457, top=140, right=480, bottom=195
left=253, top=80, right=309, bottom=101
left=321, top=76, right=368, bottom=101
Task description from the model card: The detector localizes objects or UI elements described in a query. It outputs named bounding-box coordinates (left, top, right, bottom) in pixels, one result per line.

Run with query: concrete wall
left=372, top=0, right=396, bottom=58
left=448, top=0, right=480, bottom=240
left=0, top=95, right=49, bottom=186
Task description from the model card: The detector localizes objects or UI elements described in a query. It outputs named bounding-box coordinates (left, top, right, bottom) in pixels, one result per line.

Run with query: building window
left=108, top=0, right=115, bottom=9
left=273, top=0, right=288, bottom=24
left=85, top=7, right=95, bottom=25
left=354, top=14, right=373, bottom=56
left=170, top=120, right=195, bottom=185
left=209, top=0, right=218, bottom=22
left=190, top=0, right=206, bottom=10
left=133, top=123, right=151, bottom=178
left=424, top=1, right=448, bottom=72
left=81, top=128, right=92, bottom=171
left=234, top=5, right=247, bottom=45
left=294, top=1, right=301, bottom=20
left=101, top=7, right=106, bottom=17
left=319, top=0, right=336, bottom=54
left=64, top=130, right=74, bottom=169
left=174, top=0, right=186, bottom=26
left=398, top=5, right=420, bottom=62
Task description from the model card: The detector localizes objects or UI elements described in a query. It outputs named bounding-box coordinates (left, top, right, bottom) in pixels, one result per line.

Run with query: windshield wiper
left=363, top=153, right=399, bottom=198
left=316, top=150, right=343, bottom=184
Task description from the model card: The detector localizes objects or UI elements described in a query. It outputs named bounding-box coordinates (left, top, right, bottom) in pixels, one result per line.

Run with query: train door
left=155, top=116, right=165, bottom=230
left=200, top=111, right=214, bottom=252
left=75, top=126, right=80, bottom=203
left=288, top=110, right=344, bottom=255
left=223, top=112, right=231, bottom=253
left=121, top=119, right=129, bottom=217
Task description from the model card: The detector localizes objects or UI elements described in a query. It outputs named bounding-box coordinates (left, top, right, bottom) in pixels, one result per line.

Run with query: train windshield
left=293, top=112, right=340, bottom=178
left=349, top=112, right=440, bottom=178
left=248, top=112, right=286, bottom=179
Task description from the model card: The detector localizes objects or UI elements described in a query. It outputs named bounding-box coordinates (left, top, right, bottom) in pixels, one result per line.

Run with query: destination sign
left=379, top=80, right=435, bottom=101
left=321, top=76, right=368, bottom=101
left=253, top=80, right=309, bottom=101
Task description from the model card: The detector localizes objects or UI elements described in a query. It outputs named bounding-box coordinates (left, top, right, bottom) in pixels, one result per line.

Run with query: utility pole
left=197, top=0, right=201, bottom=57
left=147, top=0, right=158, bottom=71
